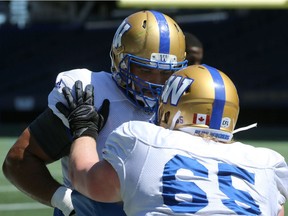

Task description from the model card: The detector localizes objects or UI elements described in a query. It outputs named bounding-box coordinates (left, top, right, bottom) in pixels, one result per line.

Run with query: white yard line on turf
left=0, top=202, right=50, bottom=211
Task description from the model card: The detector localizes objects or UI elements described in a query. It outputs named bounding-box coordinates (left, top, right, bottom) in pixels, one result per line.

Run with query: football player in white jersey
left=64, top=64, right=287, bottom=216
left=2, top=10, right=187, bottom=216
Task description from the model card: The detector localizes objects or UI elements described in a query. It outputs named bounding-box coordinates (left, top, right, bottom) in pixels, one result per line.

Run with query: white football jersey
left=48, top=69, right=154, bottom=187
left=103, top=121, right=288, bottom=216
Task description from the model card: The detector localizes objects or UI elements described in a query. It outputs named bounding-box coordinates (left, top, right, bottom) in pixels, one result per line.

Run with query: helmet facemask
left=117, top=53, right=182, bottom=113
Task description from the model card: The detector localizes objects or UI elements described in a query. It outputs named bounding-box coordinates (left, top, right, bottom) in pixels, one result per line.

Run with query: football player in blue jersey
left=63, top=64, right=287, bottom=216
left=2, top=10, right=187, bottom=216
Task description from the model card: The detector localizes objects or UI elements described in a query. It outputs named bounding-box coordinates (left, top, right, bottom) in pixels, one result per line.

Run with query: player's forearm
left=3, top=150, right=61, bottom=206
left=2, top=128, right=62, bottom=206
left=3, top=143, right=75, bottom=215
left=69, top=136, right=99, bottom=196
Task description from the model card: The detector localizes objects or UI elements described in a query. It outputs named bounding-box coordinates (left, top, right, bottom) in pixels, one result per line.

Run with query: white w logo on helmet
left=162, top=75, right=194, bottom=106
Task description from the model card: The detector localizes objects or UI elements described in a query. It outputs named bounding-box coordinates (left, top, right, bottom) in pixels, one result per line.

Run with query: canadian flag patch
left=193, top=113, right=210, bottom=125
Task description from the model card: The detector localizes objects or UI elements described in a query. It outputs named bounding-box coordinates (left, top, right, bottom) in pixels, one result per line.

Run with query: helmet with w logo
left=158, top=64, right=239, bottom=142
left=110, top=10, right=187, bottom=113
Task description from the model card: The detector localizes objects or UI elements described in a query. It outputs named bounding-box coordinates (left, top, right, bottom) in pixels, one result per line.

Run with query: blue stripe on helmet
left=150, top=10, right=170, bottom=54
left=203, top=64, right=226, bottom=129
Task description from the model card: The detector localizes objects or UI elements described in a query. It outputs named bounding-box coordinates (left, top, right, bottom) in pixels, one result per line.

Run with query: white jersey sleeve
left=262, top=148, right=288, bottom=205
left=48, top=68, right=93, bottom=127
left=102, top=121, right=139, bottom=199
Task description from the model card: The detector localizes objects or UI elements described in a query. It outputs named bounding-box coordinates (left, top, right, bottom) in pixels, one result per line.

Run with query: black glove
left=69, top=210, right=76, bottom=216
left=56, top=80, right=110, bottom=141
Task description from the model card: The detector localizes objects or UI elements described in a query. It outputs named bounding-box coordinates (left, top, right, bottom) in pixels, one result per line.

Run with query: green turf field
left=0, top=137, right=62, bottom=216
left=0, top=137, right=287, bottom=215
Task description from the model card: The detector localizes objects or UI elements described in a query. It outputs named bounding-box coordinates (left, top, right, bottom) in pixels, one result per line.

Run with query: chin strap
left=169, top=110, right=182, bottom=130
left=233, top=123, right=257, bottom=134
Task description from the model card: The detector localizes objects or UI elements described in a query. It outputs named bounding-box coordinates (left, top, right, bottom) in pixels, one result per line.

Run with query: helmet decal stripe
left=204, top=64, right=226, bottom=129
left=150, top=10, right=170, bottom=54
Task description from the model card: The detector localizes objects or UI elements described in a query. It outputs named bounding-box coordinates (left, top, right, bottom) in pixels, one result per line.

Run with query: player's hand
left=56, top=80, right=110, bottom=140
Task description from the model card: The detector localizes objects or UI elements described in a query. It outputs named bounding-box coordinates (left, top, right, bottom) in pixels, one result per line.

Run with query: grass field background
left=0, top=137, right=62, bottom=216
left=0, top=136, right=287, bottom=215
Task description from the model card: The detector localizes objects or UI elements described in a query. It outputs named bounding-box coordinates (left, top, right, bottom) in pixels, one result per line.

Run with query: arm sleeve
left=102, top=122, right=136, bottom=169
left=29, top=108, right=72, bottom=160
left=102, top=121, right=157, bottom=201
left=274, top=155, right=288, bottom=205
left=102, top=121, right=156, bottom=174
left=102, top=122, right=137, bottom=197
left=29, top=68, right=93, bottom=160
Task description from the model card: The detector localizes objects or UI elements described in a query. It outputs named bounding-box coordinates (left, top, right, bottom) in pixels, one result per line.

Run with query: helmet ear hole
left=164, top=111, right=170, bottom=124
left=142, top=20, right=147, bottom=29
left=174, top=23, right=180, bottom=32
